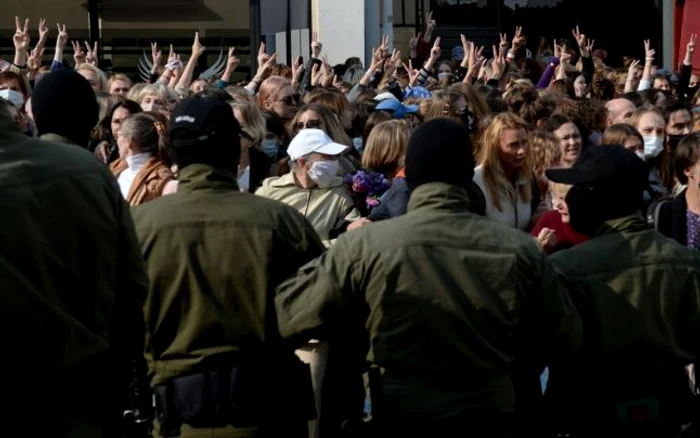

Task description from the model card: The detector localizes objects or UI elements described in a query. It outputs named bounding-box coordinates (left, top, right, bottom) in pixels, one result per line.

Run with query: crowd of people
left=3, top=11, right=700, bottom=438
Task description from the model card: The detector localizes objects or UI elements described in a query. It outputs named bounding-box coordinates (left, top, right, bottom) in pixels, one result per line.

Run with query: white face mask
left=437, top=72, right=452, bottom=81
left=0, top=89, right=25, bottom=109
left=352, top=137, right=363, bottom=153
left=307, top=160, right=339, bottom=188
left=643, top=136, right=664, bottom=159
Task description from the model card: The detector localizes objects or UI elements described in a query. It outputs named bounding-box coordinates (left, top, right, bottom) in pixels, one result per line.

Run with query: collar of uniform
left=407, top=182, right=471, bottom=213
left=596, top=212, right=648, bottom=236
left=177, top=163, right=239, bottom=193
left=269, top=170, right=345, bottom=189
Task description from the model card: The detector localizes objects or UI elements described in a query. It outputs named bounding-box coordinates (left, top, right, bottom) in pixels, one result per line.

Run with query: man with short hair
left=132, top=95, right=323, bottom=437
left=544, top=146, right=700, bottom=437
left=605, top=98, right=635, bottom=126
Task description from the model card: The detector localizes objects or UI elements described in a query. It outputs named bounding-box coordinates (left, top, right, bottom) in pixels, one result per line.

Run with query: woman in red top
left=531, top=181, right=588, bottom=254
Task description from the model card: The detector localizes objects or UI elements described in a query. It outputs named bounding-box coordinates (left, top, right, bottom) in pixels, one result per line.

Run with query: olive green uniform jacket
left=275, top=182, right=583, bottom=422
left=131, top=164, right=326, bottom=387
left=547, top=214, right=700, bottom=424
left=0, top=108, right=149, bottom=435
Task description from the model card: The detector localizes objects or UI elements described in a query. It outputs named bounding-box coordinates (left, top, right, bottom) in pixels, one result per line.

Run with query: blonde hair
left=361, top=120, right=409, bottom=178
left=76, top=64, right=108, bottom=92
left=135, top=84, right=177, bottom=107
left=127, top=83, right=146, bottom=102
left=549, top=181, right=571, bottom=198
left=108, top=73, right=132, bottom=90
left=231, top=100, right=266, bottom=149
left=480, top=112, right=533, bottom=211
left=421, top=89, right=464, bottom=122
left=529, top=130, right=562, bottom=181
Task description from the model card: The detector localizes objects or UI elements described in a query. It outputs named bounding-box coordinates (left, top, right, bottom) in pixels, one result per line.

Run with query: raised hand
left=71, top=40, right=85, bottom=65
left=191, top=32, right=205, bottom=57
left=56, top=23, right=68, bottom=48
left=38, top=19, right=49, bottom=43
left=511, top=26, right=524, bottom=51
left=257, top=42, right=270, bottom=68
left=27, top=47, right=44, bottom=72
left=13, top=16, right=31, bottom=52
left=168, top=44, right=177, bottom=63
left=572, top=26, right=593, bottom=57
left=311, top=32, right=322, bottom=58
left=151, top=42, right=162, bottom=66
left=226, top=47, right=240, bottom=71
left=424, top=11, right=436, bottom=43
left=499, top=33, right=509, bottom=51
left=409, top=30, right=421, bottom=53
left=85, top=41, right=98, bottom=66
left=644, top=39, right=656, bottom=61
left=685, top=34, right=697, bottom=66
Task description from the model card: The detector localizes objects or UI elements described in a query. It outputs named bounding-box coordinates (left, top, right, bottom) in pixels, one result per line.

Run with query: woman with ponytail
left=110, top=112, right=176, bottom=206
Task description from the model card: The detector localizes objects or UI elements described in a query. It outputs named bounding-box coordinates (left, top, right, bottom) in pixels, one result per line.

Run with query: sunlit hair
left=108, top=73, right=132, bottom=91
left=529, top=130, right=562, bottom=182
left=480, top=112, right=533, bottom=211
left=361, top=120, right=409, bottom=178
left=602, top=123, right=643, bottom=147
left=126, top=83, right=146, bottom=102
left=119, top=112, right=171, bottom=166
left=629, top=105, right=665, bottom=130
left=230, top=100, right=266, bottom=149
left=135, top=83, right=178, bottom=107
left=420, top=89, right=464, bottom=122
left=76, top=64, right=108, bottom=92
left=257, top=76, right=292, bottom=108
left=291, top=103, right=352, bottom=147
left=549, top=181, right=572, bottom=198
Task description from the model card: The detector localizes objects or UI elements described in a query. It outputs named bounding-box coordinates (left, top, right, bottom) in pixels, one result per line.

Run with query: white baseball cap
left=373, top=92, right=399, bottom=102
left=287, top=129, right=348, bottom=160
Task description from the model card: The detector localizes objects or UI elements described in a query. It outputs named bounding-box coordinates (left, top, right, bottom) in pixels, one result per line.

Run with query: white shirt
left=473, top=165, right=532, bottom=230
left=117, top=152, right=152, bottom=199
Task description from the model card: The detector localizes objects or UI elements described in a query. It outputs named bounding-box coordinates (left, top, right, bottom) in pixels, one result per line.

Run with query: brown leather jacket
left=110, top=157, right=174, bottom=206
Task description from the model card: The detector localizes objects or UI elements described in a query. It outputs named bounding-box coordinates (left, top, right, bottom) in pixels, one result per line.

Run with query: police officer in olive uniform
left=544, top=145, right=700, bottom=437
left=131, top=95, right=325, bottom=437
left=0, top=77, right=151, bottom=437
left=275, top=118, right=583, bottom=437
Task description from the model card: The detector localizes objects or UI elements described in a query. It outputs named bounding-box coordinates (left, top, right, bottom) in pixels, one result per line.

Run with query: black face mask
left=667, top=134, right=686, bottom=155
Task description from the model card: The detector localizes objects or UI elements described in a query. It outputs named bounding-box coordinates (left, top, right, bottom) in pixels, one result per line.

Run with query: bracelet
left=645, top=57, right=654, bottom=60
left=12, top=63, right=27, bottom=69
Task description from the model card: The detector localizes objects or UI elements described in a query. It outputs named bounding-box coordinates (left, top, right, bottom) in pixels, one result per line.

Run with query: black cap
left=31, top=69, right=98, bottom=148
left=169, top=95, right=241, bottom=148
left=405, top=118, right=475, bottom=190
left=168, top=95, right=241, bottom=169
left=546, top=145, right=647, bottom=192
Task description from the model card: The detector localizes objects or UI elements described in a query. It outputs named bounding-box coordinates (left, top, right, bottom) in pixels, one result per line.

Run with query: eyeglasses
left=277, top=94, right=300, bottom=106
left=293, top=119, right=323, bottom=132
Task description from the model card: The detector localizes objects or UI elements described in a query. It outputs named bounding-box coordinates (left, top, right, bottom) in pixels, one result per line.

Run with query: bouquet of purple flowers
left=345, top=170, right=391, bottom=213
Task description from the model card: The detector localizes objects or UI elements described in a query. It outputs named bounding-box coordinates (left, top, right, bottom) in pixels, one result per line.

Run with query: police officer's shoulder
left=0, top=135, right=114, bottom=191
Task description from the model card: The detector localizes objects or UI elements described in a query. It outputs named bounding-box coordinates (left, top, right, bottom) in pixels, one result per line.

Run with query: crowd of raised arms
left=3, top=10, right=700, bottom=438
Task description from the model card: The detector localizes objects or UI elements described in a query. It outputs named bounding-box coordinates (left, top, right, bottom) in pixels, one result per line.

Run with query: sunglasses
left=293, top=119, right=323, bottom=131
left=277, top=94, right=300, bottom=106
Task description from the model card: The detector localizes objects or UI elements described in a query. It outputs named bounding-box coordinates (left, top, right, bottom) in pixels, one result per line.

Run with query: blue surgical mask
left=352, top=137, right=363, bottom=153
left=643, top=136, right=664, bottom=160
left=262, top=138, right=279, bottom=159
